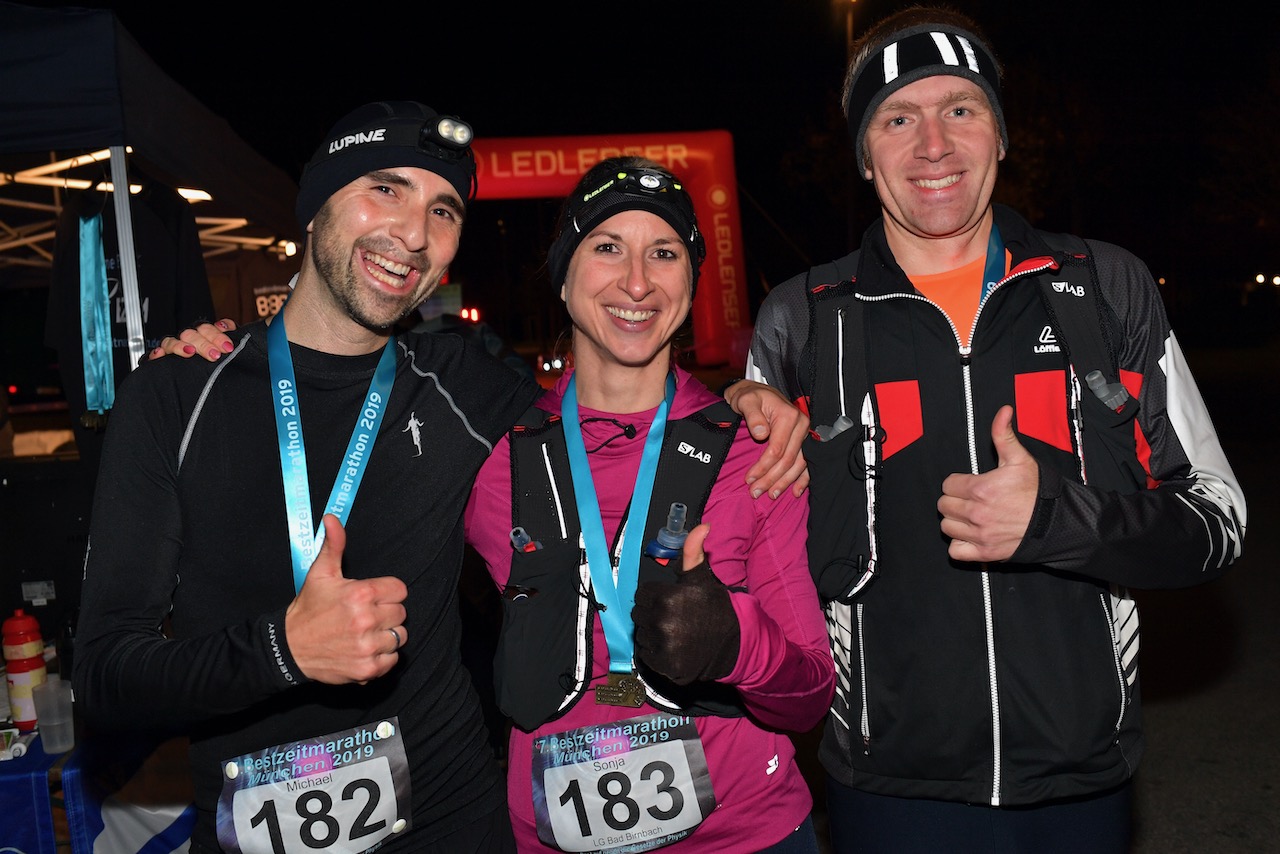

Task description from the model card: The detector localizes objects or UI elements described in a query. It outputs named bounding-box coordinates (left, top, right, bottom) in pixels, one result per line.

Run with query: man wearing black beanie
left=737, top=5, right=1246, bottom=853
left=72, top=100, right=541, bottom=853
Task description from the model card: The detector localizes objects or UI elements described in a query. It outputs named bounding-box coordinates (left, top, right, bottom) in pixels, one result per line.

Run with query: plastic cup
left=32, top=677, right=75, bottom=754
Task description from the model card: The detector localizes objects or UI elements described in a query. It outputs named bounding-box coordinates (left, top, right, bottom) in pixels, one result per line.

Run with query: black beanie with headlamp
left=294, top=100, right=477, bottom=232
left=546, top=162, right=706, bottom=296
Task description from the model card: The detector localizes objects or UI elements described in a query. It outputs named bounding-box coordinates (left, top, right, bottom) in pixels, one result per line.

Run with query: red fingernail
left=216, top=320, right=228, bottom=330
left=221, top=341, right=234, bottom=352
left=182, top=344, right=196, bottom=355
left=207, top=348, right=221, bottom=360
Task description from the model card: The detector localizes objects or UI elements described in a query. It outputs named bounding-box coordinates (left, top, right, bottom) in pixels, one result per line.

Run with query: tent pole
left=107, top=146, right=145, bottom=371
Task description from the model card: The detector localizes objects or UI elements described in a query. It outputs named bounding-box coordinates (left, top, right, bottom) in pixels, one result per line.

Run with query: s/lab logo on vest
left=678, top=441, right=712, bottom=463
left=1034, top=325, right=1062, bottom=355
left=1051, top=280, right=1085, bottom=297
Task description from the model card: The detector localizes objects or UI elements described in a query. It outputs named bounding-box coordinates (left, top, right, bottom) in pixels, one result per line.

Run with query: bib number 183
left=543, top=740, right=702, bottom=852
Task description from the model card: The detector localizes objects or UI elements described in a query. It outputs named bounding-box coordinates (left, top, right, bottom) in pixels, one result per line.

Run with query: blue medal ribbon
left=562, top=372, right=676, bottom=675
left=78, top=212, right=115, bottom=414
left=980, top=222, right=1006, bottom=302
left=267, top=305, right=397, bottom=592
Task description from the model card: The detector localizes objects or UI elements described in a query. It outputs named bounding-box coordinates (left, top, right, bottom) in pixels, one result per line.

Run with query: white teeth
left=607, top=306, right=656, bottom=322
left=366, top=251, right=411, bottom=277
left=368, top=266, right=404, bottom=288
left=914, top=174, right=961, bottom=190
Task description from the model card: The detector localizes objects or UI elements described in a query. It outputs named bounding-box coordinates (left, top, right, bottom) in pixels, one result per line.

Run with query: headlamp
left=424, top=116, right=474, bottom=151
left=548, top=165, right=706, bottom=294
left=412, top=114, right=477, bottom=202
left=574, top=168, right=686, bottom=214
left=567, top=168, right=700, bottom=251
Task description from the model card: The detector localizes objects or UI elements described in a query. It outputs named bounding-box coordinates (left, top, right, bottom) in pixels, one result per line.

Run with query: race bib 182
left=216, top=718, right=411, bottom=854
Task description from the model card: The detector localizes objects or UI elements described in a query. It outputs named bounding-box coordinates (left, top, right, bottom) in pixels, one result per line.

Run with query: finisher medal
left=595, top=671, right=645, bottom=707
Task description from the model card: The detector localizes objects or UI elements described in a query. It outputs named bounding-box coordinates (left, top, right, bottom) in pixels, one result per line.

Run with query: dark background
left=3, top=8, right=1277, bottom=849
left=23, top=0, right=1279, bottom=350
left=9, top=1, right=1276, bottom=641
left=5, top=0, right=1278, bottom=642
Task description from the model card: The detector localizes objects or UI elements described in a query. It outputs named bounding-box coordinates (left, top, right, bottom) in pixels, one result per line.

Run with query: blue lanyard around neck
left=562, top=372, right=676, bottom=675
left=980, top=222, right=1006, bottom=303
left=267, top=305, right=398, bottom=593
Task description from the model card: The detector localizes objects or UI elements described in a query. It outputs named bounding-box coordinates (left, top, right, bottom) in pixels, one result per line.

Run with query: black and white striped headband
left=844, top=23, right=1007, bottom=172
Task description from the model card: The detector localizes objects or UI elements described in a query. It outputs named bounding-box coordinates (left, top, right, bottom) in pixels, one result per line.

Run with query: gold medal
left=595, top=671, right=645, bottom=707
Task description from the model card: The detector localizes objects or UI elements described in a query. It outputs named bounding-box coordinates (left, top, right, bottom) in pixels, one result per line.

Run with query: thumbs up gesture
left=632, top=524, right=741, bottom=686
left=284, top=514, right=409, bottom=684
left=938, top=405, right=1039, bottom=563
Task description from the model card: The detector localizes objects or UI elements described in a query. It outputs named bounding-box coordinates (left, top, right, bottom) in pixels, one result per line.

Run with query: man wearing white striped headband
left=735, top=4, right=1246, bottom=853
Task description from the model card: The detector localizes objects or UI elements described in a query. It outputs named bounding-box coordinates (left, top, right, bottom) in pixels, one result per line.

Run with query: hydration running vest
left=495, top=399, right=745, bottom=732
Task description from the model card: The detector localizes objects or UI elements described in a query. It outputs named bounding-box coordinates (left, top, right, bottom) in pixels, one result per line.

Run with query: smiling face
left=864, top=74, right=1004, bottom=257
left=561, top=208, right=693, bottom=398
left=303, top=166, right=465, bottom=339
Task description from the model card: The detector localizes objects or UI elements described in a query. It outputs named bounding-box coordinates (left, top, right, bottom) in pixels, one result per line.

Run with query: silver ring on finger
left=387, top=627, right=402, bottom=650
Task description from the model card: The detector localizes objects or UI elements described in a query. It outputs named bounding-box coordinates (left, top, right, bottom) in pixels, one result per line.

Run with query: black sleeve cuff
left=1011, top=460, right=1059, bottom=560
left=716, top=377, right=746, bottom=398
left=262, top=609, right=308, bottom=688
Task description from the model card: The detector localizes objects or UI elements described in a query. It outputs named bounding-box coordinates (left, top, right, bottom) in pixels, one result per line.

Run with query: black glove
left=632, top=560, right=740, bottom=686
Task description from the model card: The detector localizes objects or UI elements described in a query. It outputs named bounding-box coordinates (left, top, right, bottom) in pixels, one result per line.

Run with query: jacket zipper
left=965, top=260, right=1061, bottom=805
left=889, top=289, right=1007, bottom=804
left=847, top=258, right=1062, bottom=805
left=857, top=602, right=870, bottom=750
left=1100, top=592, right=1129, bottom=735
left=850, top=290, right=1004, bottom=783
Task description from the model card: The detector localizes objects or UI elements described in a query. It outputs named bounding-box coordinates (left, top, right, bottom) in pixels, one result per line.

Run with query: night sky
left=23, top=0, right=1280, bottom=342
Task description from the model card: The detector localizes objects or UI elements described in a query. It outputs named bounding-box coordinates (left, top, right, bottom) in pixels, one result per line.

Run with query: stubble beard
left=311, top=210, right=435, bottom=333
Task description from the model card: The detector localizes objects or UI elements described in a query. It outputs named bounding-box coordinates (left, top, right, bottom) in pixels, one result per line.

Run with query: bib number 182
left=233, top=758, right=399, bottom=853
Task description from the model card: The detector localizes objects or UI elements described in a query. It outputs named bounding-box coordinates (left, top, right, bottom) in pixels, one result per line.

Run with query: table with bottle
left=2, top=607, right=76, bottom=852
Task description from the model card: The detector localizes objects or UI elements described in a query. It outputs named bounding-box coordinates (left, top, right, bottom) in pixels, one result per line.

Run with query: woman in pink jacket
left=464, top=156, right=834, bottom=853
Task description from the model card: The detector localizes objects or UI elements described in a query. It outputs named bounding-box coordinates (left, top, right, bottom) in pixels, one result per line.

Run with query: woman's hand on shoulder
left=723, top=379, right=810, bottom=499
left=148, top=319, right=238, bottom=362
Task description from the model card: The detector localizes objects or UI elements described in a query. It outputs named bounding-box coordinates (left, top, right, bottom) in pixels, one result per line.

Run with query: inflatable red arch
left=473, top=130, right=748, bottom=367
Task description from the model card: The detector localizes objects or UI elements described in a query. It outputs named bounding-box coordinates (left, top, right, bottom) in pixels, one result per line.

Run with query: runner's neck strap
left=562, top=372, right=676, bottom=674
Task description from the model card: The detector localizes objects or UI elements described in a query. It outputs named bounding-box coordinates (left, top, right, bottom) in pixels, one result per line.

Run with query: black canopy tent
left=0, top=0, right=300, bottom=239
left=0, top=0, right=300, bottom=298
left=0, top=1, right=302, bottom=647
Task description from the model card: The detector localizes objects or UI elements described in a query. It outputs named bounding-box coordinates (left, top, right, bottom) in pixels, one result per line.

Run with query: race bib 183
left=532, top=713, right=715, bottom=853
